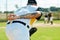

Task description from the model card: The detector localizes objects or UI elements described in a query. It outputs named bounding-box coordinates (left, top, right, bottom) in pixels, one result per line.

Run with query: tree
left=50, top=7, right=58, bottom=11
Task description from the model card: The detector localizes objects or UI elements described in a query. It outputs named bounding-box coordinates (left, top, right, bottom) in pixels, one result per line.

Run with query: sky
left=0, top=0, right=60, bottom=11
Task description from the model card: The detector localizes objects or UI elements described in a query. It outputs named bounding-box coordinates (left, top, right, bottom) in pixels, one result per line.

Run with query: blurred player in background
left=44, top=13, right=48, bottom=24
left=48, top=12, right=53, bottom=25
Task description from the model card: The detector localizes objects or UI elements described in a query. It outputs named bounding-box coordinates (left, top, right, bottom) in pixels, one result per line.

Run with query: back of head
left=27, top=0, right=37, bottom=5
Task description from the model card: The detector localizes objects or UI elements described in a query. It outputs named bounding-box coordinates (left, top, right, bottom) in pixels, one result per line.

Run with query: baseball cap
left=27, top=0, right=37, bottom=5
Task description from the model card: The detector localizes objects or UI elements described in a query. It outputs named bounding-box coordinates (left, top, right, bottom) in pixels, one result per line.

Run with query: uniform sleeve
left=14, top=7, right=26, bottom=16
left=14, top=8, right=21, bottom=16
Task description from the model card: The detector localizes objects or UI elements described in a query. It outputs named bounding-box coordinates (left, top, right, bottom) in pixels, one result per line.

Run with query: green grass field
left=0, top=22, right=6, bottom=27
left=0, top=28, right=8, bottom=40
left=37, top=20, right=60, bottom=24
left=31, top=27, right=60, bottom=40
left=0, top=20, right=60, bottom=40
left=0, top=27, right=60, bottom=40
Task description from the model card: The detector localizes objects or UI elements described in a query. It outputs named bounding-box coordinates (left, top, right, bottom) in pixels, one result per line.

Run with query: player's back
left=14, top=5, right=38, bottom=25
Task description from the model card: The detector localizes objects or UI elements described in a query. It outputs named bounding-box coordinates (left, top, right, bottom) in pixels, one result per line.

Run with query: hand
left=8, top=14, right=17, bottom=20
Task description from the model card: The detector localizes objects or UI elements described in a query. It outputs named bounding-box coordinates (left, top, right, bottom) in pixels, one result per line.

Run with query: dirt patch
left=33, top=23, right=60, bottom=27
left=0, top=27, right=5, bottom=28
left=0, top=23, right=60, bottom=28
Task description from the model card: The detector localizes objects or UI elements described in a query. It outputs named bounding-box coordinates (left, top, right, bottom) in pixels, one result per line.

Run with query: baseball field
left=0, top=20, right=60, bottom=40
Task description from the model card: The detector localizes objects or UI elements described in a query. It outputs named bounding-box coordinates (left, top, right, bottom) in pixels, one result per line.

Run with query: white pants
left=44, top=17, right=48, bottom=21
left=6, top=23, right=29, bottom=40
left=50, top=17, right=53, bottom=21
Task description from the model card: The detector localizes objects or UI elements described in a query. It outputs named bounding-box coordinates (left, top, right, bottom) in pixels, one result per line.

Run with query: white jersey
left=14, top=5, right=38, bottom=25
left=6, top=5, right=39, bottom=40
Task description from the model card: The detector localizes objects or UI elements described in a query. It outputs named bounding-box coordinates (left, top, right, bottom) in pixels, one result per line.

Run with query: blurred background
left=0, top=0, right=60, bottom=22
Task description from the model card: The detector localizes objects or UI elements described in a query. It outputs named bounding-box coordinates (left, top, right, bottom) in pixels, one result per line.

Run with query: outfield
left=0, top=20, right=60, bottom=40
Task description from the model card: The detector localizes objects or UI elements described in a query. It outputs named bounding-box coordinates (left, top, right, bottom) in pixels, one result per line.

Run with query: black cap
left=27, top=0, right=37, bottom=5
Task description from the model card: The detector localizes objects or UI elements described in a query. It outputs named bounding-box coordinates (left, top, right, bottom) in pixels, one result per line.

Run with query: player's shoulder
left=14, top=6, right=27, bottom=12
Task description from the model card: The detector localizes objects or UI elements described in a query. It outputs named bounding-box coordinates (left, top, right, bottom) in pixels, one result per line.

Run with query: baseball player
left=44, top=13, right=48, bottom=23
left=6, top=0, right=41, bottom=40
left=48, top=12, right=53, bottom=24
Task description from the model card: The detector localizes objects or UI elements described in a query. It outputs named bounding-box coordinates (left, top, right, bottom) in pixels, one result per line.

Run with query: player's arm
left=8, top=11, right=41, bottom=20
left=17, top=11, right=41, bottom=19
left=7, top=14, right=16, bottom=21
